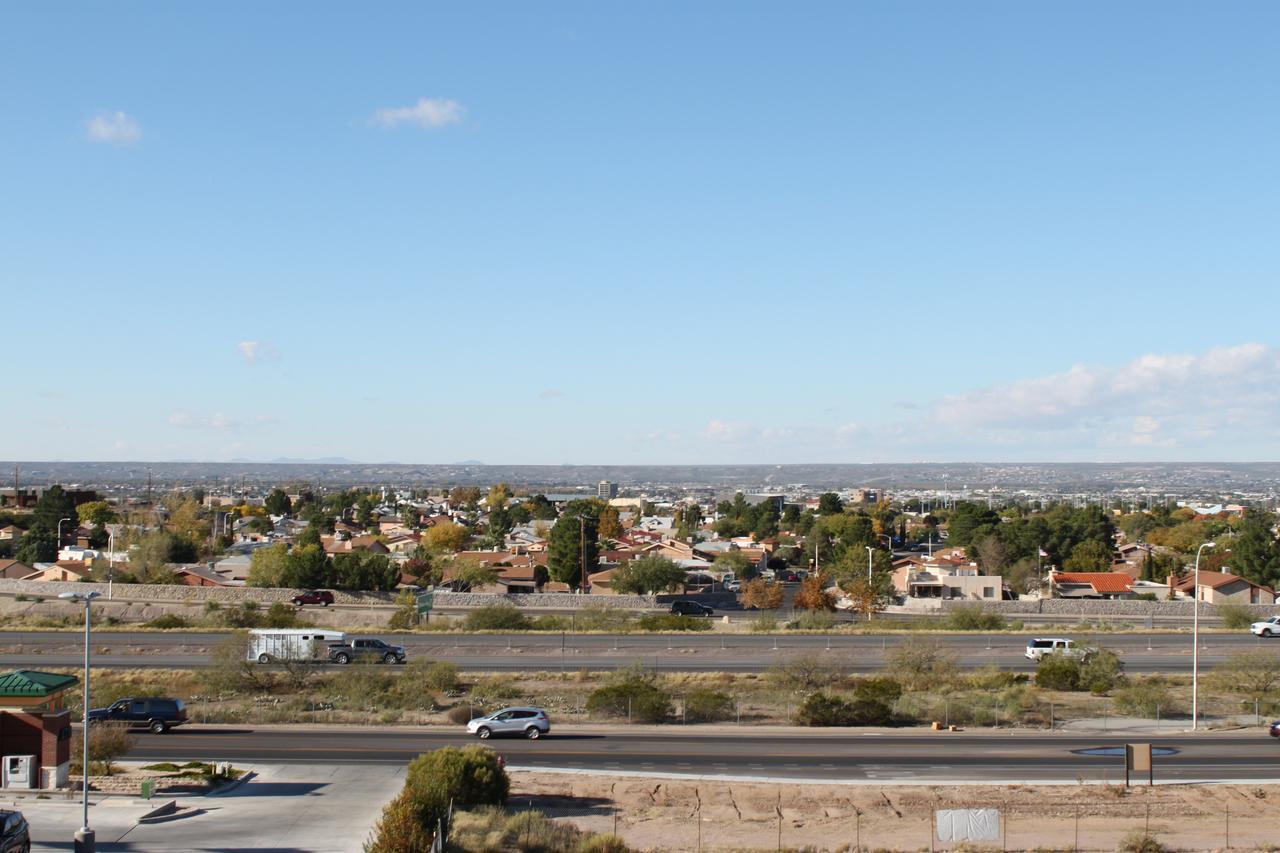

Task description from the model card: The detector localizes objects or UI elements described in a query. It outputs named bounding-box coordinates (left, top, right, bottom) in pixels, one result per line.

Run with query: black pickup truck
left=327, top=636, right=407, bottom=665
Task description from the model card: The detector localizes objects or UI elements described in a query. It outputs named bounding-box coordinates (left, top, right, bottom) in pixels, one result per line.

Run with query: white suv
left=1251, top=616, right=1280, bottom=637
left=1025, top=638, right=1077, bottom=661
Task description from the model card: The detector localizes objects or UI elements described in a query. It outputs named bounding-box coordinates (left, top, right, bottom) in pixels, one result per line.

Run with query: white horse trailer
left=247, top=629, right=347, bottom=664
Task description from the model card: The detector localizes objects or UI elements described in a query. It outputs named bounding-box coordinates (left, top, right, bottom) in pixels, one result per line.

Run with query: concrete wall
left=939, top=598, right=1280, bottom=617
left=0, top=578, right=657, bottom=610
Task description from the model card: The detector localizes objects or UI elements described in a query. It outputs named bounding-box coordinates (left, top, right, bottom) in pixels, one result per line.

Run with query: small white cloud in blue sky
left=371, top=97, right=463, bottom=129
left=85, top=111, right=141, bottom=144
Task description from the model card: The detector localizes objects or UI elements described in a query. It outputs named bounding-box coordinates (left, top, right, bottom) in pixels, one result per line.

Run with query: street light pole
left=1192, top=541, right=1215, bottom=731
left=59, top=590, right=100, bottom=853
left=865, top=546, right=873, bottom=581
left=57, top=516, right=73, bottom=555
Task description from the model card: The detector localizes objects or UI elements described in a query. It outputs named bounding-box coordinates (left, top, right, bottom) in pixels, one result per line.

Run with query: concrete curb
left=206, top=769, right=256, bottom=797
left=137, top=799, right=178, bottom=823
left=506, top=766, right=1280, bottom=787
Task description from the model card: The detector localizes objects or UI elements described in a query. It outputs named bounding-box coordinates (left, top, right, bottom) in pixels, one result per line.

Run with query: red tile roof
left=1052, top=572, right=1133, bottom=594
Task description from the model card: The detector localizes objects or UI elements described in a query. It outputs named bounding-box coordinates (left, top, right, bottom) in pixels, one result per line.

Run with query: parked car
left=1251, top=616, right=1280, bottom=637
left=87, top=697, right=188, bottom=734
left=327, top=636, right=407, bottom=664
left=777, top=570, right=799, bottom=583
left=291, top=590, right=334, bottom=607
left=0, top=810, right=29, bottom=853
left=724, top=579, right=742, bottom=593
left=669, top=600, right=714, bottom=617
left=467, top=707, right=551, bottom=740
left=1269, top=720, right=1280, bottom=738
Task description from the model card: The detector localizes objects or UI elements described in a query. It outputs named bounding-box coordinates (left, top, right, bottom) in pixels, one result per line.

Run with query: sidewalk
left=25, top=763, right=405, bottom=851
left=1056, top=713, right=1263, bottom=734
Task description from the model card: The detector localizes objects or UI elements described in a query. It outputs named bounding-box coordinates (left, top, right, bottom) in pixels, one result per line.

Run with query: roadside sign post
left=1125, top=743, right=1153, bottom=787
left=416, top=592, right=434, bottom=624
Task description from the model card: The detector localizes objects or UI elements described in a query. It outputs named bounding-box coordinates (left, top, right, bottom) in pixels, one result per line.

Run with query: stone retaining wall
left=939, top=598, right=1280, bottom=616
left=0, top=579, right=657, bottom=610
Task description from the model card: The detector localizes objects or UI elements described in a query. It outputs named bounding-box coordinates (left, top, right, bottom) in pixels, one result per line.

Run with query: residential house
left=0, top=526, right=22, bottom=541
left=1170, top=570, right=1276, bottom=605
left=1048, top=571, right=1135, bottom=599
left=23, top=562, right=91, bottom=583
left=172, top=564, right=240, bottom=587
left=892, top=561, right=1006, bottom=605
left=0, top=560, right=34, bottom=579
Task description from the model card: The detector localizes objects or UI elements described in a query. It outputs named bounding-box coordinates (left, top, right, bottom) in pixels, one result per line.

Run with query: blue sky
left=3, top=3, right=1279, bottom=464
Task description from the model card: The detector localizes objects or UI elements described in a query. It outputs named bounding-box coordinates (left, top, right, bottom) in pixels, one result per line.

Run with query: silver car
left=466, top=706, right=551, bottom=740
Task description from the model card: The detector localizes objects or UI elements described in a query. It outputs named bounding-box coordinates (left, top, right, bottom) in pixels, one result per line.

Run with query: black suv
left=669, top=600, right=714, bottom=617
left=0, top=810, right=29, bottom=853
left=87, top=697, right=188, bottom=733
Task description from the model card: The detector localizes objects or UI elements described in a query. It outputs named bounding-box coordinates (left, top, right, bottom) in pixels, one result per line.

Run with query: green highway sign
left=416, top=592, right=434, bottom=615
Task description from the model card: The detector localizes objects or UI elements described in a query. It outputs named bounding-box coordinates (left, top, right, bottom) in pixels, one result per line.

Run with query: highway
left=0, top=630, right=1269, bottom=673
left=125, top=726, right=1280, bottom=783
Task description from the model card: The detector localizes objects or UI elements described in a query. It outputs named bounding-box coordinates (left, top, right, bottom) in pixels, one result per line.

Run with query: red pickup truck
left=290, top=589, right=335, bottom=607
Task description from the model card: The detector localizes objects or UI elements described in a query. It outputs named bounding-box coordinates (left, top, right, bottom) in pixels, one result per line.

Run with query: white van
left=247, top=629, right=346, bottom=664
left=1024, top=638, right=1077, bottom=661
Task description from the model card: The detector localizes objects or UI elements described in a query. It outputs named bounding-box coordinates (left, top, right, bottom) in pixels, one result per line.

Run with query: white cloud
left=933, top=344, right=1280, bottom=431
left=371, top=97, right=464, bottom=129
left=539, top=388, right=563, bottom=399
left=168, top=411, right=237, bottom=431
left=237, top=340, right=279, bottom=364
left=85, top=111, right=141, bottom=144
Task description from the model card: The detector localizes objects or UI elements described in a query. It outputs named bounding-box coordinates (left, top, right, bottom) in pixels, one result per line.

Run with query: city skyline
left=4, top=3, right=1279, bottom=464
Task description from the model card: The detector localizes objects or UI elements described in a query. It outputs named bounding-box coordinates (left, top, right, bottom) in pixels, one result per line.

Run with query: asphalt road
left=125, top=726, right=1280, bottom=783
left=0, top=630, right=1270, bottom=673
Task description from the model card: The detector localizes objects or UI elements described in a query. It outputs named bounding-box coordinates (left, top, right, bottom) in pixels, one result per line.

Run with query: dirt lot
left=510, top=772, right=1280, bottom=852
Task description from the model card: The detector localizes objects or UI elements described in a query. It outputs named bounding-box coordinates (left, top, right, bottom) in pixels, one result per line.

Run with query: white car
left=1251, top=616, right=1280, bottom=637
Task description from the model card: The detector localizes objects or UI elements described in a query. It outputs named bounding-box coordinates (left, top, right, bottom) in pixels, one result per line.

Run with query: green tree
left=356, top=495, right=375, bottom=527
left=247, top=542, right=291, bottom=587
left=130, top=531, right=179, bottom=584
left=332, top=552, right=399, bottom=591
left=265, top=488, right=292, bottom=516
left=76, top=500, right=118, bottom=528
left=283, top=544, right=331, bottom=589
left=446, top=558, right=500, bottom=592
left=32, top=485, right=76, bottom=537
left=547, top=508, right=599, bottom=589
left=611, top=554, right=687, bottom=594
left=817, top=493, right=843, bottom=515
left=713, top=550, right=753, bottom=579
left=1063, top=539, right=1114, bottom=572
left=1228, top=509, right=1280, bottom=587
left=15, top=523, right=55, bottom=564
left=675, top=503, right=704, bottom=541
left=945, top=502, right=1001, bottom=547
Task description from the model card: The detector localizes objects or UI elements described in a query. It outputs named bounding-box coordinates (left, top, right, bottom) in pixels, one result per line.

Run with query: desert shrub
left=1207, top=650, right=1280, bottom=700
left=1216, top=603, right=1256, bottom=630
left=73, top=722, right=135, bottom=776
left=683, top=687, right=732, bottom=722
left=767, top=653, right=846, bottom=692
left=419, top=661, right=460, bottom=694
left=529, top=615, right=572, bottom=631
left=1079, top=647, right=1124, bottom=693
left=222, top=600, right=263, bottom=629
left=749, top=614, right=779, bottom=633
left=446, top=705, right=474, bottom=724
left=586, top=672, right=671, bottom=723
left=1035, top=655, right=1081, bottom=691
left=788, top=611, right=836, bottom=630
left=883, top=637, right=958, bottom=690
left=636, top=614, right=711, bottom=631
left=1113, top=682, right=1176, bottom=718
left=795, top=691, right=893, bottom=727
left=470, top=676, right=522, bottom=704
left=966, top=666, right=1021, bottom=691
left=945, top=603, right=1006, bottom=631
left=367, top=746, right=508, bottom=851
left=1116, top=830, right=1169, bottom=853
left=197, top=632, right=273, bottom=695
left=387, top=593, right=417, bottom=630
left=265, top=602, right=308, bottom=629
left=854, top=676, right=903, bottom=705
left=144, top=614, right=189, bottom=629
left=447, top=807, right=632, bottom=853
left=576, top=604, right=636, bottom=632
left=465, top=604, right=531, bottom=631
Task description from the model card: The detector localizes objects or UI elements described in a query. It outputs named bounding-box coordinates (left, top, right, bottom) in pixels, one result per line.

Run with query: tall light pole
left=59, top=590, right=100, bottom=853
left=1191, top=541, right=1215, bottom=731
left=865, top=546, right=874, bottom=581
left=57, top=517, right=73, bottom=555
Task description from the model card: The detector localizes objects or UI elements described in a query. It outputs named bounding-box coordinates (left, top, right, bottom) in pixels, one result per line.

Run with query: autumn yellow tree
left=738, top=579, right=783, bottom=610
left=424, top=521, right=469, bottom=552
